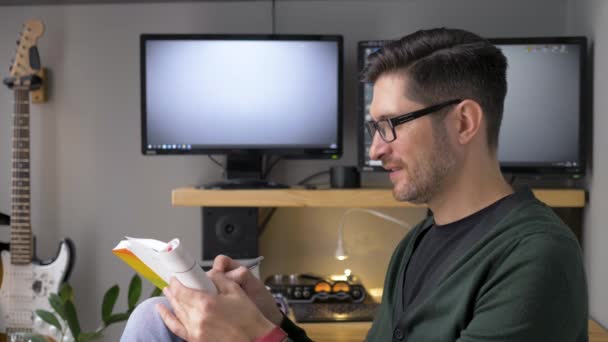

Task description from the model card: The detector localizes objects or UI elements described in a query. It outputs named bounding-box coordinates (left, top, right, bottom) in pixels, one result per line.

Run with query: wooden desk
left=300, top=319, right=608, bottom=342
left=172, top=188, right=586, bottom=208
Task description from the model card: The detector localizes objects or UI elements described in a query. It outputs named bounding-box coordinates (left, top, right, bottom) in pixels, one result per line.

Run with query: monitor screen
left=358, top=37, right=587, bottom=175
left=141, top=34, right=343, bottom=159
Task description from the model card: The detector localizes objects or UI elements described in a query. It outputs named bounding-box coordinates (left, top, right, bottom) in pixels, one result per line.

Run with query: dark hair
left=362, top=28, right=507, bottom=151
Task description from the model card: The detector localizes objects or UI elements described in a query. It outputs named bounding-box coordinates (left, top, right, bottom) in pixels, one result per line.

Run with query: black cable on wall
left=272, top=0, right=276, bottom=34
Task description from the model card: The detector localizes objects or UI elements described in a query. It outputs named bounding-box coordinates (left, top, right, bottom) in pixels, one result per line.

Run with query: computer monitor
left=358, top=37, right=587, bottom=177
left=141, top=34, right=343, bottom=184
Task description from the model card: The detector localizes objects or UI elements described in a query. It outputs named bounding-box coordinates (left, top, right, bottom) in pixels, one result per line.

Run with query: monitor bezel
left=141, top=34, right=344, bottom=159
left=357, top=40, right=390, bottom=172
left=357, top=37, right=588, bottom=176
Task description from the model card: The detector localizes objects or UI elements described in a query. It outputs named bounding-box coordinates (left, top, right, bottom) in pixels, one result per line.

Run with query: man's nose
left=369, top=133, right=389, bottom=161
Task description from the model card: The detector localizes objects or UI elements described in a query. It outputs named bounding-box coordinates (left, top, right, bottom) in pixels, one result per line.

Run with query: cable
left=207, top=155, right=224, bottom=169
left=258, top=208, right=277, bottom=236
left=260, top=168, right=329, bottom=235
left=297, top=170, right=330, bottom=185
left=259, top=169, right=330, bottom=235
left=272, top=0, right=276, bottom=34
left=335, top=208, right=411, bottom=260
left=262, top=156, right=282, bottom=180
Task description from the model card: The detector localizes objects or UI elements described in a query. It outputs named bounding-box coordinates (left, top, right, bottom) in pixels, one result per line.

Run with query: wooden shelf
left=172, top=188, right=586, bottom=208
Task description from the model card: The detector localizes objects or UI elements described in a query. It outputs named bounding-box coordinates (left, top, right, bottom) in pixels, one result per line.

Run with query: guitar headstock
left=3, top=19, right=45, bottom=90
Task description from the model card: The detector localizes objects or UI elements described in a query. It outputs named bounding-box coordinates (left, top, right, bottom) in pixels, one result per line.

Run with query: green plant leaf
left=101, top=285, right=120, bottom=323
left=24, top=334, right=48, bottom=342
left=105, top=312, right=130, bottom=325
left=64, top=299, right=81, bottom=339
left=128, top=275, right=142, bottom=310
left=78, top=331, right=103, bottom=342
left=35, top=309, right=62, bottom=332
left=149, top=286, right=162, bottom=298
left=59, top=282, right=74, bottom=302
left=48, top=293, right=67, bottom=320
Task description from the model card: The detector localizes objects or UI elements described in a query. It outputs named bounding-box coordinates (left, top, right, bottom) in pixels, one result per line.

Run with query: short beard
left=393, top=119, right=456, bottom=204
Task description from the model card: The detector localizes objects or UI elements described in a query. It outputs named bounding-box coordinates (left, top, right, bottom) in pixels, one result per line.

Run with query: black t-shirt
left=402, top=194, right=513, bottom=312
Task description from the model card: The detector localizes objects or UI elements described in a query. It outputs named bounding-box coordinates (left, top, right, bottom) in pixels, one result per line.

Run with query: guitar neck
left=11, top=87, right=33, bottom=264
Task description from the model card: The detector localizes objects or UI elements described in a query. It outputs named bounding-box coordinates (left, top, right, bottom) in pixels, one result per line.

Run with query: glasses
left=365, top=99, right=462, bottom=143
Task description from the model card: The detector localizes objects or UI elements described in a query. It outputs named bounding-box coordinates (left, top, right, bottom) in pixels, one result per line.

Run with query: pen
left=242, top=256, right=264, bottom=270
left=198, top=256, right=264, bottom=270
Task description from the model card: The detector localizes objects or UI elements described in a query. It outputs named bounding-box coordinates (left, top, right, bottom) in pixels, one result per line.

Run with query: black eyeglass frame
left=365, top=99, right=462, bottom=143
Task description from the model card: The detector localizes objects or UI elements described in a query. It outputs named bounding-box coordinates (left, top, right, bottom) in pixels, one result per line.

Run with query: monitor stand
left=198, top=153, right=289, bottom=189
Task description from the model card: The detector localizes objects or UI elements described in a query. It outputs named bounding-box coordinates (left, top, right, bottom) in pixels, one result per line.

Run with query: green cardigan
left=365, top=191, right=588, bottom=341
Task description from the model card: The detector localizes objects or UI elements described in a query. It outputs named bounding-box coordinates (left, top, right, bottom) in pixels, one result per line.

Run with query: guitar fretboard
left=11, top=87, right=33, bottom=264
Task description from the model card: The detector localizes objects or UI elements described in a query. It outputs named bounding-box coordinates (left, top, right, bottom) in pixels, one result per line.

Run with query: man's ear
left=454, top=99, right=484, bottom=145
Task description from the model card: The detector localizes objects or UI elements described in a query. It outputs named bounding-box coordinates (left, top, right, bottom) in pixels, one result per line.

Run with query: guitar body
left=0, top=239, right=75, bottom=342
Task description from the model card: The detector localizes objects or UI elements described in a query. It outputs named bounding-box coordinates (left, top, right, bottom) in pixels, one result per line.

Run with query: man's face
left=368, top=73, right=457, bottom=204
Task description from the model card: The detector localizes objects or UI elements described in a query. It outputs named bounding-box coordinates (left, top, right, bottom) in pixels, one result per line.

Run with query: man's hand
left=212, top=254, right=284, bottom=326
left=156, top=274, right=276, bottom=342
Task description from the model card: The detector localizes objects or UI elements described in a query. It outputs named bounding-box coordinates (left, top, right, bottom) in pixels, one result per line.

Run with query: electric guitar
left=0, top=19, right=75, bottom=342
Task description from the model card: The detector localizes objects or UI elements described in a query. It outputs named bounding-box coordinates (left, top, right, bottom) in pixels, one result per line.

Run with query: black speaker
left=202, top=207, right=259, bottom=261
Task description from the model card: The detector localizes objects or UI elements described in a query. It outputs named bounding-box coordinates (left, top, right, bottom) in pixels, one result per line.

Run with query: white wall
left=566, top=0, right=608, bottom=328
left=0, top=1, right=569, bottom=340
left=0, top=2, right=272, bottom=340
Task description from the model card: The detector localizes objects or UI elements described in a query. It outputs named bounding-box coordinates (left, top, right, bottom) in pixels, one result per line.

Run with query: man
left=121, top=28, right=588, bottom=341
